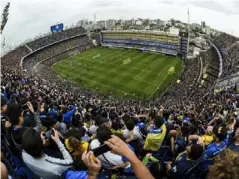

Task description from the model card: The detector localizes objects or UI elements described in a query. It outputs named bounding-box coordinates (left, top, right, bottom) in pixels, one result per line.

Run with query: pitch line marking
left=154, top=62, right=174, bottom=78
left=54, top=67, right=137, bottom=97
left=135, top=62, right=174, bottom=87
left=74, top=75, right=138, bottom=98
left=133, top=59, right=158, bottom=80
left=148, top=60, right=180, bottom=99
left=133, top=79, right=158, bottom=87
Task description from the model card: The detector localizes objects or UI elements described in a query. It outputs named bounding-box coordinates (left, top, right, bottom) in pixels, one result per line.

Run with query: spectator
left=90, top=125, right=127, bottom=169
left=146, top=110, right=156, bottom=131
left=1, top=98, right=10, bottom=135
left=144, top=115, right=167, bottom=152
left=228, top=125, right=239, bottom=153
left=41, top=116, right=57, bottom=132
left=65, top=151, right=101, bottom=179
left=64, top=128, right=89, bottom=158
left=88, top=115, right=101, bottom=136
left=202, top=126, right=228, bottom=167
left=1, top=97, right=8, bottom=114
left=167, top=144, right=204, bottom=179
left=124, top=119, right=144, bottom=147
left=62, top=105, right=76, bottom=125
left=201, top=126, right=214, bottom=148
left=99, top=117, right=112, bottom=129
left=22, top=128, right=73, bottom=179
left=105, top=135, right=154, bottom=179
left=171, top=125, right=190, bottom=155
left=56, top=113, right=67, bottom=134
left=47, top=104, right=58, bottom=120
left=7, top=102, right=42, bottom=146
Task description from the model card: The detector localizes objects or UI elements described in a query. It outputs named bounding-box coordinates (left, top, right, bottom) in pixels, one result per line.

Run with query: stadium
left=1, top=2, right=239, bottom=179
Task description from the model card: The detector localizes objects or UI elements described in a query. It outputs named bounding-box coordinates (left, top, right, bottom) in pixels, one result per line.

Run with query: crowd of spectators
left=1, top=66, right=239, bottom=179
left=213, top=33, right=239, bottom=78
left=1, top=26, right=87, bottom=70
left=198, top=47, right=219, bottom=91
left=1, top=46, right=29, bottom=69
left=22, top=35, right=90, bottom=73
left=1, top=28, right=239, bottom=179
left=26, top=26, right=86, bottom=51
left=159, top=57, right=201, bottom=106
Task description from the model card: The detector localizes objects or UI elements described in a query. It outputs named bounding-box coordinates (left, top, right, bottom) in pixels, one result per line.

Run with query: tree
left=0, top=2, right=10, bottom=34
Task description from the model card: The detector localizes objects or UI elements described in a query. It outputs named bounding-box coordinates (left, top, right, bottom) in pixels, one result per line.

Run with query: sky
left=0, top=0, right=239, bottom=50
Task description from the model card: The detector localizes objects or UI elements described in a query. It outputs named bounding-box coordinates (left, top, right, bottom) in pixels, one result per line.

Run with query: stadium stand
left=101, top=30, right=180, bottom=56
left=26, top=26, right=87, bottom=51
left=1, top=46, right=29, bottom=69
left=1, top=25, right=239, bottom=179
left=198, top=47, right=220, bottom=91
left=213, top=33, right=239, bottom=78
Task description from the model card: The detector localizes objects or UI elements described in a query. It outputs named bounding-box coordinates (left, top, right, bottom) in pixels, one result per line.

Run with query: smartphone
left=21, top=103, right=29, bottom=111
left=92, top=144, right=111, bottom=157
left=45, top=130, right=52, bottom=140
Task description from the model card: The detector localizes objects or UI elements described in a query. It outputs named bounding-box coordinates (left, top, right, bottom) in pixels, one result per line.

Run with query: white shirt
left=89, top=125, right=98, bottom=135
left=123, top=126, right=144, bottom=146
left=90, top=139, right=124, bottom=169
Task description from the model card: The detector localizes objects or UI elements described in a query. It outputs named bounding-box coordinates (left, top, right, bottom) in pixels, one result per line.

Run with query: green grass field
left=53, top=47, right=182, bottom=100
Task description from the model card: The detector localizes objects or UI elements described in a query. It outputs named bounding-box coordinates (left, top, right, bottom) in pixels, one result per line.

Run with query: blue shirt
left=63, top=106, right=76, bottom=125
left=122, top=144, right=135, bottom=174
left=65, top=170, right=87, bottom=179
left=47, top=109, right=58, bottom=120
left=182, top=116, right=190, bottom=123
left=202, top=136, right=228, bottom=167
left=122, top=144, right=134, bottom=163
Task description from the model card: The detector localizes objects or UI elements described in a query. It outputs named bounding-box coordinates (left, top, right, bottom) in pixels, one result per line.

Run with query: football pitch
left=53, top=47, right=182, bottom=100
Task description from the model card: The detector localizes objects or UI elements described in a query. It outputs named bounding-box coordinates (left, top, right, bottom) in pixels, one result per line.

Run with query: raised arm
left=105, top=135, right=155, bottom=179
left=48, top=128, right=73, bottom=166
left=27, top=102, right=42, bottom=132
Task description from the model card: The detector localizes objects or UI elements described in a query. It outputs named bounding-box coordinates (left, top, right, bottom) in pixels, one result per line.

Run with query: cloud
left=158, top=0, right=174, bottom=5
left=1, top=0, right=239, bottom=50
left=184, top=0, right=239, bottom=15
left=86, top=0, right=122, bottom=8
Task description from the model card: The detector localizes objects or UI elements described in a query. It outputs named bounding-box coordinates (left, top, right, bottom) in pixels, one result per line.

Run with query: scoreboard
left=50, top=23, right=64, bottom=33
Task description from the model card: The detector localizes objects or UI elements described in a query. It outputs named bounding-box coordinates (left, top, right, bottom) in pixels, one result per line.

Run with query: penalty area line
left=148, top=60, right=180, bottom=99
left=74, top=75, right=138, bottom=98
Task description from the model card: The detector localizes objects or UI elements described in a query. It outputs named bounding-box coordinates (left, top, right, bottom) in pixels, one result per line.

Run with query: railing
left=207, top=39, right=223, bottom=77
left=197, top=56, right=203, bottom=83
